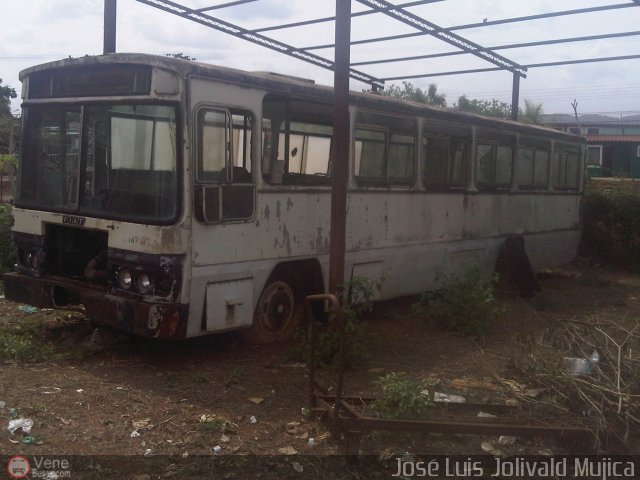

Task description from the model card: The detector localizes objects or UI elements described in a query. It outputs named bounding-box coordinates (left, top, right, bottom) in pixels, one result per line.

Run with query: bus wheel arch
left=245, top=259, right=324, bottom=343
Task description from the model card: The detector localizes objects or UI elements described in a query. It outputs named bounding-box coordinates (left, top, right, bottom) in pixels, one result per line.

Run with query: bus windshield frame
left=17, top=101, right=181, bottom=225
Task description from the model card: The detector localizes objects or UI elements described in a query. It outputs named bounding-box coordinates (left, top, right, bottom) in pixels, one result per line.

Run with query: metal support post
left=511, top=72, right=520, bottom=121
left=328, top=0, right=351, bottom=295
left=104, top=0, right=117, bottom=54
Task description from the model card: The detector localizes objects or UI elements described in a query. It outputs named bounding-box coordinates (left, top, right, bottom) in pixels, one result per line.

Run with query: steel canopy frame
left=133, top=0, right=385, bottom=89
left=107, top=0, right=640, bottom=293
left=354, top=0, right=526, bottom=77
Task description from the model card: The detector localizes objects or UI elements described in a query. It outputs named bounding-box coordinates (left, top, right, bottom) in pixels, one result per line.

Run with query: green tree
left=1, top=79, right=17, bottom=117
left=454, top=95, right=512, bottom=119
left=521, top=99, right=543, bottom=125
left=383, top=81, right=447, bottom=107
left=0, top=79, right=18, bottom=155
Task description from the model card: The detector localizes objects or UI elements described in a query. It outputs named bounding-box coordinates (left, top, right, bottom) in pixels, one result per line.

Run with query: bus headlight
left=26, top=251, right=40, bottom=270
left=136, top=273, right=153, bottom=294
left=116, top=268, right=133, bottom=290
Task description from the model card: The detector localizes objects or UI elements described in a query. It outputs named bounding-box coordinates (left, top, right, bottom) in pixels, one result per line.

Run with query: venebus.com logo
left=7, top=456, right=72, bottom=479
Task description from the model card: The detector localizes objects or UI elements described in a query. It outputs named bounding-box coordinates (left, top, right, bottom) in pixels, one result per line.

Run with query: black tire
left=244, top=267, right=305, bottom=344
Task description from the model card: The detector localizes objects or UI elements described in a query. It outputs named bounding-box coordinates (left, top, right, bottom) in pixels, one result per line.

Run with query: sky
left=2, top=0, right=640, bottom=117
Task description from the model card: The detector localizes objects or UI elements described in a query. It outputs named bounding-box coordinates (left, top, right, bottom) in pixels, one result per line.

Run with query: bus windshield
left=18, top=103, right=179, bottom=224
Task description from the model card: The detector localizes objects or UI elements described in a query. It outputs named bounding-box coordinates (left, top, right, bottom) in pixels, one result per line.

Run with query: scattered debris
left=308, top=438, right=316, bottom=447
left=247, top=397, right=264, bottom=404
left=213, top=446, right=222, bottom=453
left=17, top=305, right=38, bottom=314
left=278, top=446, right=298, bottom=455
left=421, top=390, right=466, bottom=404
left=481, top=442, right=505, bottom=457
left=563, top=350, right=600, bottom=376
left=144, top=448, right=152, bottom=456
left=285, top=421, right=301, bottom=434
left=292, top=462, right=304, bottom=473
left=8, top=418, right=34, bottom=435
left=498, top=436, right=517, bottom=446
left=76, top=389, right=84, bottom=393
left=39, top=387, right=61, bottom=395
left=480, top=442, right=495, bottom=453
left=476, top=411, right=496, bottom=418
left=300, top=407, right=310, bottom=417
left=132, top=419, right=154, bottom=431
left=0, top=400, right=5, bottom=410
left=249, top=416, right=257, bottom=424
left=130, top=431, right=141, bottom=438
left=220, top=434, right=230, bottom=443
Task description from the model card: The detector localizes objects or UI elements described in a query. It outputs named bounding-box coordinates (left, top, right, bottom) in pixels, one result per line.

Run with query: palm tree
left=521, top=99, right=543, bottom=124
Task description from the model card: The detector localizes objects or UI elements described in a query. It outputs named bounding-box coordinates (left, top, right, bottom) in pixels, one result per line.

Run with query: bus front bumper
left=2, top=272, right=189, bottom=339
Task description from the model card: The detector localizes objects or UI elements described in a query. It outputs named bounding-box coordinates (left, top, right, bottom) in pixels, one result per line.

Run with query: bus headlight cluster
left=18, top=248, right=42, bottom=272
left=115, top=267, right=154, bottom=295
left=116, top=268, right=133, bottom=290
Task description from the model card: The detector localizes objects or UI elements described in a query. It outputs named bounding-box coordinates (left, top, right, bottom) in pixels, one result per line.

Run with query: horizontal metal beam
left=355, top=0, right=526, bottom=77
left=381, top=54, right=640, bottom=81
left=134, top=0, right=384, bottom=88
left=193, top=0, right=258, bottom=13
left=303, top=3, right=638, bottom=51
left=250, top=0, right=444, bottom=34
left=353, top=30, right=640, bottom=67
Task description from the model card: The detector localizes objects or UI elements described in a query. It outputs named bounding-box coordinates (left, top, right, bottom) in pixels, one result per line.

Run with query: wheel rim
left=257, top=281, right=296, bottom=334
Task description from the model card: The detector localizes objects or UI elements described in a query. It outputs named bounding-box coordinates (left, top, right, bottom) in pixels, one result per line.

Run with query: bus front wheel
left=245, top=268, right=304, bottom=343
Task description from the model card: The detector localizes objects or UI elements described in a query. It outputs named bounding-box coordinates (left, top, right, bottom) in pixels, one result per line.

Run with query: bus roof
left=20, top=53, right=583, bottom=143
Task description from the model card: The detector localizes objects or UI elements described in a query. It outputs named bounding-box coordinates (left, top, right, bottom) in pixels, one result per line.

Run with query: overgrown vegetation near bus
left=580, top=179, right=640, bottom=272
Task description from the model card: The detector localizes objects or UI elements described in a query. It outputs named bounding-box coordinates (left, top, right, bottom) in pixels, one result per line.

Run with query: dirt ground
left=1, top=261, right=639, bottom=477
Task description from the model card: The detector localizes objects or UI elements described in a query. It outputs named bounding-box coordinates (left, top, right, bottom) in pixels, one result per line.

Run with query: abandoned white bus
left=3, top=54, right=584, bottom=341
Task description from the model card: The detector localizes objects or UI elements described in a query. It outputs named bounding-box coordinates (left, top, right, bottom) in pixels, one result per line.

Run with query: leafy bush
left=580, top=192, right=640, bottom=272
left=0, top=202, right=15, bottom=273
left=413, top=266, right=501, bottom=336
left=370, top=372, right=434, bottom=419
left=293, top=275, right=383, bottom=368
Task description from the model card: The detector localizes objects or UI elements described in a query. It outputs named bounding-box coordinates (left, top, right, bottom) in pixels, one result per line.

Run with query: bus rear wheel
left=244, top=269, right=305, bottom=344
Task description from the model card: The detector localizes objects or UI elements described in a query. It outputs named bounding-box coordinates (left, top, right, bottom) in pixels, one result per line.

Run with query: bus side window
left=195, top=108, right=255, bottom=223
left=422, top=123, right=471, bottom=189
left=262, top=96, right=333, bottom=186
left=517, top=140, right=550, bottom=190
left=552, top=145, right=581, bottom=190
left=475, top=131, right=514, bottom=190
left=355, top=111, right=416, bottom=186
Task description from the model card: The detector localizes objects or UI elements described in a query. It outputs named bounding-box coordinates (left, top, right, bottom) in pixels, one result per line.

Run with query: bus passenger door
left=191, top=106, right=258, bottom=332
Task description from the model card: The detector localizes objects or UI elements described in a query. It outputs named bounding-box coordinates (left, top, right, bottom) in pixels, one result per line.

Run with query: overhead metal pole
left=511, top=73, right=520, bottom=121
left=104, top=0, right=117, bottom=54
left=328, top=0, right=351, bottom=295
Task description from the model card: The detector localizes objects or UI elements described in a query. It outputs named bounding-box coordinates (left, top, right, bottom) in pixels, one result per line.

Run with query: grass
left=197, top=415, right=226, bottom=433
left=0, top=320, right=53, bottom=363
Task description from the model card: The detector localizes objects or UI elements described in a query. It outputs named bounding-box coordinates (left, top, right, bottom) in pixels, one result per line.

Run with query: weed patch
left=293, top=275, right=383, bottom=368
left=0, top=321, right=52, bottom=362
left=370, top=372, right=434, bottom=419
left=413, top=266, right=502, bottom=336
